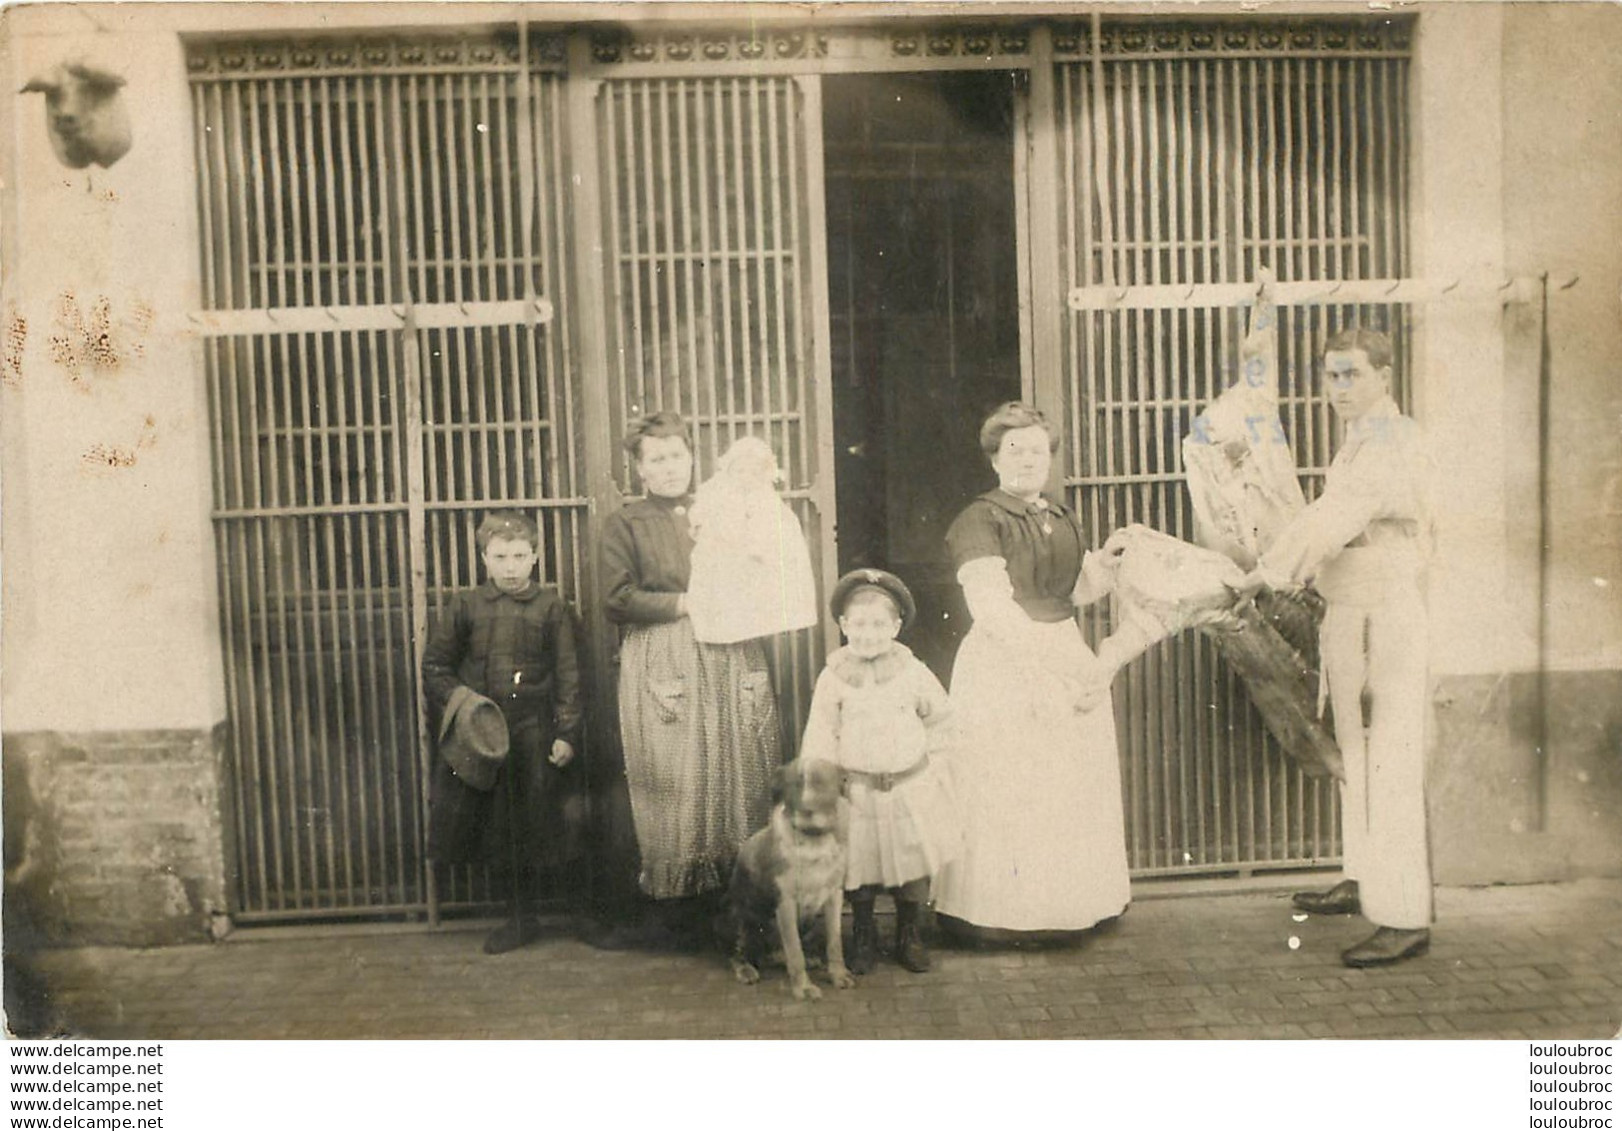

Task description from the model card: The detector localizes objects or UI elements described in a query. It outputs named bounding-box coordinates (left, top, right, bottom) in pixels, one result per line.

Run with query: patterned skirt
left=618, top=617, right=781, bottom=898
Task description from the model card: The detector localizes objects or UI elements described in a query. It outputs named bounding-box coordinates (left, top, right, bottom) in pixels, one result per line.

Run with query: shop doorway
left=823, top=71, right=1023, bottom=682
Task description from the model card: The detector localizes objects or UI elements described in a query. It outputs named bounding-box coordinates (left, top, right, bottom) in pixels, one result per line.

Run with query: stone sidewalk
left=10, top=878, right=1621, bottom=1040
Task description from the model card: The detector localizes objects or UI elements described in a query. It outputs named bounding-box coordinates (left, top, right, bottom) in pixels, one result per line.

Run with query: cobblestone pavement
left=11, top=879, right=1621, bottom=1040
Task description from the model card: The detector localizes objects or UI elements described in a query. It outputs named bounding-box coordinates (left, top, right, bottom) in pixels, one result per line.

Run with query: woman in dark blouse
left=597, top=411, right=781, bottom=945
left=933, top=402, right=1138, bottom=943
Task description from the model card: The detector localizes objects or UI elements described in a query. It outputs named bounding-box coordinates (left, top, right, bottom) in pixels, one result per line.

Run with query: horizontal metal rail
left=186, top=298, right=554, bottom=337
left=1069, top=275, right=1545, bottom=312
left=213, top=498, right=590, bottom=521
left=1128, top=855, right=1343, bottom=880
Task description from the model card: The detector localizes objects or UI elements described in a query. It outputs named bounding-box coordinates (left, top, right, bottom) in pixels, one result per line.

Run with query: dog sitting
left=728, top=758, right=855, bottom=1000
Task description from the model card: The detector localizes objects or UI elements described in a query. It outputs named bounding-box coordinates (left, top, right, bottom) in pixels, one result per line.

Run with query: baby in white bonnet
left=686, top=436, right=819, bottom=644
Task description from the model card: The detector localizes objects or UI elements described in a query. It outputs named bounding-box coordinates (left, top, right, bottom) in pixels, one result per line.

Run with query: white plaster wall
left=1411, top=5, right=1538, bottom=678
left=1411, top=2, right=1622, bottom=676
left=1502, top=3, right=1622, bottom=671
left=1, top=15, right=223, bottom=731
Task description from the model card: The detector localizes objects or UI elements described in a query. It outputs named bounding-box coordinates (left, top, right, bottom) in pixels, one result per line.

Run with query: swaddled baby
left=686, top=436, right=819, bottom=644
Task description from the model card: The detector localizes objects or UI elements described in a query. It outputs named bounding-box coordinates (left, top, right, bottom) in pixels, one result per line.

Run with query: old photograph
left=2, top=0, right=1619, bottom=1052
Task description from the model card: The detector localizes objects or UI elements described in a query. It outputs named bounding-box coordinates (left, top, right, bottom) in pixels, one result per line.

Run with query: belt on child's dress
left=842, top=757, right=929, bottom=794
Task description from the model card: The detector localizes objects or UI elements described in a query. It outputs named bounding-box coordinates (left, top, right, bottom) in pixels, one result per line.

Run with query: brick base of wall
left=3, top=725, right=230, bottom=948
left=1430, top=669, right=1622, bottom=885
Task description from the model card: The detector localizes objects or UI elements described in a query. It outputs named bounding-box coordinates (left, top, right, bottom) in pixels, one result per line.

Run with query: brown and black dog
left=728, top=758, right=855, bottom=1000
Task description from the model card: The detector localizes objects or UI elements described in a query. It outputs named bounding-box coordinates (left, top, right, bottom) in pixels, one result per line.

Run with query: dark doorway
left=823, top=71, right=1023, bottom=682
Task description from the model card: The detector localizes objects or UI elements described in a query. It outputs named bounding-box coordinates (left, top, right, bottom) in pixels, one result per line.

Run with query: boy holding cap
left=422, top=511, right=586, bottom=954
left=799, top=569, right=963, bottom=975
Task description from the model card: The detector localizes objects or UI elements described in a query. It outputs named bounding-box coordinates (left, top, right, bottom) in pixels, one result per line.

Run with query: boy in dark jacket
left=422, top=511, right=586, bottom=954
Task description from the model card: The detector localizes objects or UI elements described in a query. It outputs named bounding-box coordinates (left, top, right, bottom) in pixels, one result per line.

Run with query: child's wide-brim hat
left=830, top=568, right=916, bottom=630
left=438, top=685, right=509, bottom=792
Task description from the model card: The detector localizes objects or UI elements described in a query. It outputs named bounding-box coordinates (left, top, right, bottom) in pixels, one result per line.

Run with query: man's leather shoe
left=1291, top=879, right=1360, bottom=916
left=1341, top=926, right=1430, bottom=968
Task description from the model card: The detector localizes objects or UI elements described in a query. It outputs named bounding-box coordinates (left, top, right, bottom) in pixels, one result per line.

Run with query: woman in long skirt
left=933, top=402, right=1137, bottom=943
left=595, top=412, right=781, bottom=945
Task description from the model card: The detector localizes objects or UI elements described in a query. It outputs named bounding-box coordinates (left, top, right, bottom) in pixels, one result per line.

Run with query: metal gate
left=189, top=31, right=579, bottom=920
left=191, top=31, right=837, bottom=919
left=1037, top=18, right=1415, bottom=875
left=591, top=67, right=838, bottom=735
left=191, top=17, right=1419, bottom=919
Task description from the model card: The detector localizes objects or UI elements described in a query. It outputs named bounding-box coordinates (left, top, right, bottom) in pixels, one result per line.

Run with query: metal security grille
left=1048, top=20, right=1414, bottom=876
left=597, top=75, right=835, bottom=737
left=189, top=32, right=578, bottom=920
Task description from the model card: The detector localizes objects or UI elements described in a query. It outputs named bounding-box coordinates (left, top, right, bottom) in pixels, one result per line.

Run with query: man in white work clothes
left=1247, top=327, right=1435, bottom=968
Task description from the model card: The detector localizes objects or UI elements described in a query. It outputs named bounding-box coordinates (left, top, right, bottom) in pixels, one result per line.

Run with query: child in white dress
left=686, top=436, right=819, bottom=645
left=799, top=569, right=962, bottom=974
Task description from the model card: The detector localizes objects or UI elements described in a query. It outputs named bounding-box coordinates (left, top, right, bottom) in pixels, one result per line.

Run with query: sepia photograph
left=1, top=0, right=1618, bottom=1075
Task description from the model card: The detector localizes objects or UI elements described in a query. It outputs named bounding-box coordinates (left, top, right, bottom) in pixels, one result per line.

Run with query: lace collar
left=826, top=641, right=915, bottom=688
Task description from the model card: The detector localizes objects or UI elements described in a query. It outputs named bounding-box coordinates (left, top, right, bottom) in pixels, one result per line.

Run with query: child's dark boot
left=849, top=889, right=880, bottom=975
left=893, top=895, right=931, bottom=973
